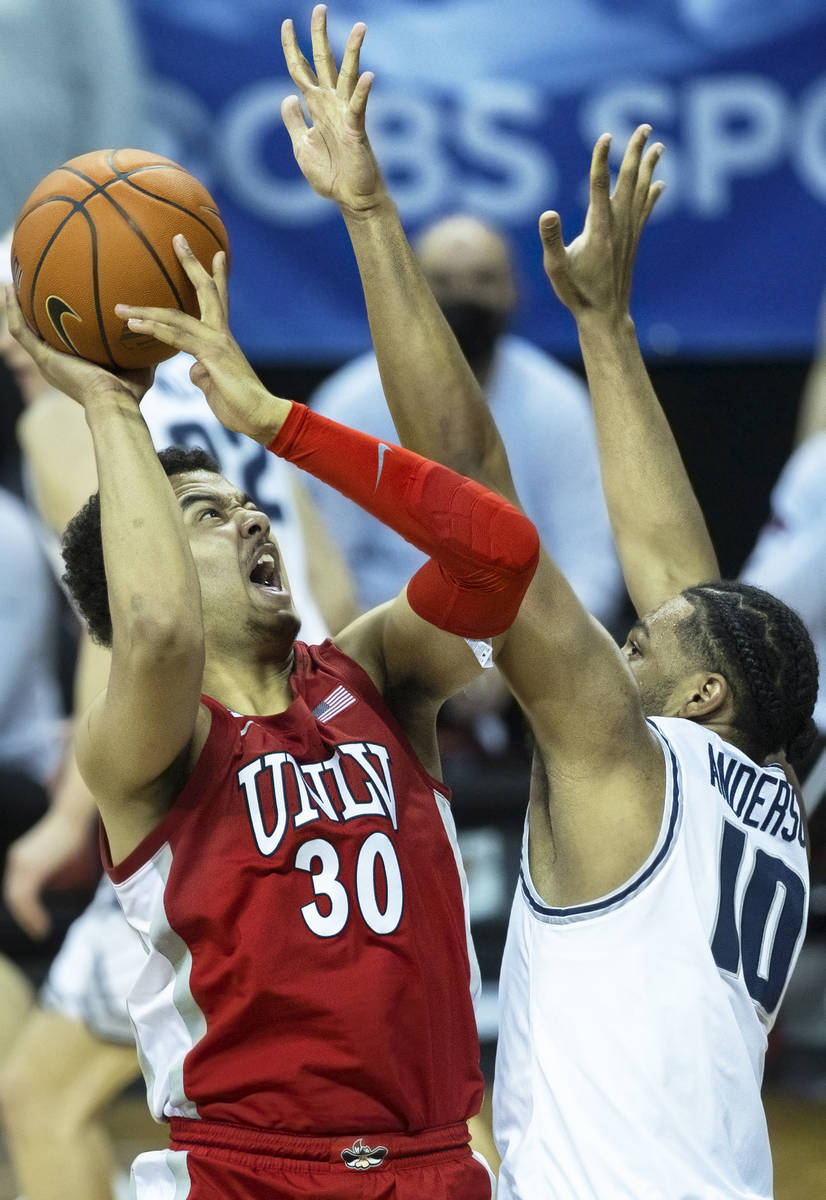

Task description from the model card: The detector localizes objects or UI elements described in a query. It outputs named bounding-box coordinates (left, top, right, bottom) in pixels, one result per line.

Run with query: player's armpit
left=337, top=594, right=487, bottom=705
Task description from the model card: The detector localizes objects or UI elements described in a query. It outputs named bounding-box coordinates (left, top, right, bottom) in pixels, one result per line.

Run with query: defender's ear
left=676, top=672, right=730, bottom=720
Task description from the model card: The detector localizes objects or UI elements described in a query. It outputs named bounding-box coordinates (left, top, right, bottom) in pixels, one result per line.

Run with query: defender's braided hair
left=680, top=581, right=818, bottom=766
left=62, top=446, right=221, bottom=648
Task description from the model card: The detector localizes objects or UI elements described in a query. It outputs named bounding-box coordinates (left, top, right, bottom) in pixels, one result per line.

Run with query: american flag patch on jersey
left=312, top=685, right=356, bottom=722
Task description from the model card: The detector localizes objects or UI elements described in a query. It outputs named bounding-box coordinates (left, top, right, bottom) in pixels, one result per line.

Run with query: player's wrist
left=244, top=390, right=295, bottom=445
left=574, top=308, right=636, bottom=342
left=339, top=190, right=397, bottom=226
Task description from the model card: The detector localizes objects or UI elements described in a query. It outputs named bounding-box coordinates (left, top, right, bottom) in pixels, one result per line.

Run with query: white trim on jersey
left=113, top=843, right=206, bottom=1122
left=520, top=719, right=683, bottom=923
left=433, top=790, right=483, bottom=1015
left=130, top=1148, right=192, bottom=1198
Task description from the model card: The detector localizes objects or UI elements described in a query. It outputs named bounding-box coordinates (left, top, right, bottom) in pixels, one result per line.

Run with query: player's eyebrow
left=178, top=490, right=227, bottom=513
left=178, top=489, right=257, bottom=513
left=628, top=619, right=650, bottom=642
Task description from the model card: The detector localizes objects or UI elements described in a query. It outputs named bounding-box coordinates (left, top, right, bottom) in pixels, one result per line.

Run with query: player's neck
left=204, top=649, right=296, bottom=717
left=693, top=715, right=760, bottom=763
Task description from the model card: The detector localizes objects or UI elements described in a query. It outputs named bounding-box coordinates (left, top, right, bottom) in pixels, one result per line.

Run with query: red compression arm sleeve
left=268, top=403, right=539, bottom=638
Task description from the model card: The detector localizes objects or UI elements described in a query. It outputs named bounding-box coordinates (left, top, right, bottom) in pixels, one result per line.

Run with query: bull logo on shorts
left=341, top=1138, right=389, bottom=1169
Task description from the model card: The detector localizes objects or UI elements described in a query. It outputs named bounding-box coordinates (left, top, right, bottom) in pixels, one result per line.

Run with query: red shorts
left=129, top=1117, right=496, bottom=1199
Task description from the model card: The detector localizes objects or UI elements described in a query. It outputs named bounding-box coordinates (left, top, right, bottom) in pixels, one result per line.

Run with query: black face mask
left=439, top=302, right=508, bottom=371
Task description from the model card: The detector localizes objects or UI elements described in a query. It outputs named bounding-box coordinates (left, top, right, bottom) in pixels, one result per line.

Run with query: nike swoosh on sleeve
left=375, top=442, right=392, bottom=490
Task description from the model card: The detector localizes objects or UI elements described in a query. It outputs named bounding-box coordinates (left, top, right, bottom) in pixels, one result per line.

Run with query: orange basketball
left=10, top=149, right=230, bottom=370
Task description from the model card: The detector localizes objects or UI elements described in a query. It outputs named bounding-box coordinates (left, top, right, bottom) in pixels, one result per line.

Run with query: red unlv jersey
left=104, top=640, right=483, bottom=1134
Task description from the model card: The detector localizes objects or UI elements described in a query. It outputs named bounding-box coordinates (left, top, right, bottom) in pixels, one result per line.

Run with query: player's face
left=171, top=470, right=299, bottom=643
left=621, top=594, right=699, bottom=716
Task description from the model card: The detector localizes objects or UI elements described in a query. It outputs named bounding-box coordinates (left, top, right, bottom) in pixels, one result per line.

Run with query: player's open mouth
left=248, top=546, right=284, bottom=594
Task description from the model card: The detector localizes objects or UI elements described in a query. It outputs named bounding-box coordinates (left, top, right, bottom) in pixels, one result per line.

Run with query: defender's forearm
left=341, top=198, right=514, bottom=496
left=575, top=312, right=718, bottom=615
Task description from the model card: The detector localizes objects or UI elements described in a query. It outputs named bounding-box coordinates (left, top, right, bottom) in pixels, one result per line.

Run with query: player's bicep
left=76, top=635, right=205, bottom=809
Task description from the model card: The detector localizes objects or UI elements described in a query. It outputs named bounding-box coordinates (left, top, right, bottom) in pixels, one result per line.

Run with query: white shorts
left=40, top=875, right=146, bottom=1044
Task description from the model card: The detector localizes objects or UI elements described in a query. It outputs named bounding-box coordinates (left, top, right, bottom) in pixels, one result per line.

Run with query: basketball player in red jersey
left=0, top=20, right=540, bottom=1199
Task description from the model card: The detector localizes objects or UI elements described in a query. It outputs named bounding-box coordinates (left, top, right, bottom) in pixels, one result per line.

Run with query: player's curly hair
left=679, top=580, right=819, bottom=767
left=62, top=446, right=221, bottom=648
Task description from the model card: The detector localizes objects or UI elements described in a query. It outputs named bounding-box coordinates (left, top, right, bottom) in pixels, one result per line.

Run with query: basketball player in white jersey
left=276, top=17, right=817, bottom=1196
left=0, top=278, right=355, bottom=1199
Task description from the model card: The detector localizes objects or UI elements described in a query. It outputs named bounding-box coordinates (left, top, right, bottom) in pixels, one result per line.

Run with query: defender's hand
left=540, top=125, right=665, bottom=324
left=281, top=5, right=385, bottom=216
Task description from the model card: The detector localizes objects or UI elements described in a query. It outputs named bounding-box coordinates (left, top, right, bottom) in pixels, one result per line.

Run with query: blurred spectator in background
left=792, top=288, right=826, bottom=449
left=0, top=0, right=148, bottom=234
left=306, top=211, right=624, bottom=632
left=742, top=283, right=826, bottom=775
left=741, top=430, right=826, bottom=765
left=0, top=487, right=74, bottom=1056
left=740, top=295, right=826, bottom=1099
left=0, top=0, right=149, bottom=496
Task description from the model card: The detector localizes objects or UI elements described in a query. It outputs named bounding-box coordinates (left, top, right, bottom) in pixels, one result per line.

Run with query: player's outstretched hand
left=2, top=286, right=152, bottom=407
left=281, top=5, right=385, bottom=215
left=116, top=236, right=290, bottom=443
left=540, top=125, right=665, bottom=324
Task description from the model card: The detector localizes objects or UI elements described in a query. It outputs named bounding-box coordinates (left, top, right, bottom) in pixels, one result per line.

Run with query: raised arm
left=279, top=7, right=516, bottom=499
left=277, top=11, right=674, bottom=907
left=4, top=290, right=206, bottom=865
left=281, top=10, right=716, bottom=619
left=539, top=129, right=718, bottom=614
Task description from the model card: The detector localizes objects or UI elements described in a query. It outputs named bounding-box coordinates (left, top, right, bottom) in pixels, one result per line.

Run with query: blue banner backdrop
left=132, top=0, right=826, bottom=361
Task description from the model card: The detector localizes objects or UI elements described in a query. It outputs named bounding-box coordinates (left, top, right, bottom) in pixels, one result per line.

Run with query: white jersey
left=494, top=717, right=809, bottom=1200
left=141, top=354, right=328, bottom=646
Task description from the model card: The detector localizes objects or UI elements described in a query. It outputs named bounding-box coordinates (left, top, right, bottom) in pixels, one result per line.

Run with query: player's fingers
left=281, top=17, right=317, bottom=92
left=587, top=134, right=612, bottom=233
left=118, top=314, right=201, bottom=355
left=115, top=304, right=205, bottom=356
left=349, top=71, right=374, bottom=122
left=614, top=124, right=650, bottom=207
left=641, top=179, right=667, bottom=227
left=212, top=251, right=230, bottom=317
left=633, top=141, right=664, bottom=220
left=337, top=21, right=367, bottom=100
left=172, top=235, right=225, bottom=325
left=310, top=5, right=339, bottom=88
left=538, top=211, right=567, bottom=274
left=281, top=95, right=309, bottom=147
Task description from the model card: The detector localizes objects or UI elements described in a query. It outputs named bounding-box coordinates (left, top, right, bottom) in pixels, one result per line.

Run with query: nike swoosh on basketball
left=45, top=295, right=81, bottom=354
left=375, top=442, right=392, bottom=490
